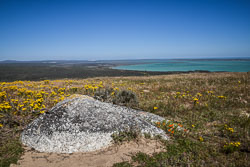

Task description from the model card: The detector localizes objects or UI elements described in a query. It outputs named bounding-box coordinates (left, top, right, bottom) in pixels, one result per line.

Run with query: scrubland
left=0, top=72, right=249, bottom=167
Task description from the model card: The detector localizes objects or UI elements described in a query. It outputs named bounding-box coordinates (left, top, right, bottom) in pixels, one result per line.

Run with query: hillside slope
left=0, top=72, right=249, bottom=166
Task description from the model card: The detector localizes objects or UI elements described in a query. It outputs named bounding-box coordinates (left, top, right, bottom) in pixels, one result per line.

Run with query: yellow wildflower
left=228, top=127, right=234, bottom=133
left=218, top=96, right=226, bottom=99
left=199, top=136, right=204, bottom=142
left=193, top=98, right=198, bottom=101
left=196, top=93, right=202, bottom=97
left=235, top=142, right=241, bottom=147
left=19, top=104, right=24, bottom=108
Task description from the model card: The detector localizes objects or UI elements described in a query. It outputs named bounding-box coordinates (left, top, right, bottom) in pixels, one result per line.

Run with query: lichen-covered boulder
left=21, top=95, right=169, bottom=153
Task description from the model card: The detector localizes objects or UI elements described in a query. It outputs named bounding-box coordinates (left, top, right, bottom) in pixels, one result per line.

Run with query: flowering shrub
left=223, top=142, right=241, bottom=153
left=155, top=120, right=186, bottom=136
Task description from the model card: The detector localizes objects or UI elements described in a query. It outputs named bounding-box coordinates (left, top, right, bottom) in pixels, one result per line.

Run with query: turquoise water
left=113, top=60, right=250, bottom=72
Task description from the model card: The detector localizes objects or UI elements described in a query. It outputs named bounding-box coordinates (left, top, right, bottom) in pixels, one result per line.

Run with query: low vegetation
left=111, top=128, right=140, bottom=144
left=0, top=72, right=249, bottom=166
left=0, top=63, right=184, bottom=82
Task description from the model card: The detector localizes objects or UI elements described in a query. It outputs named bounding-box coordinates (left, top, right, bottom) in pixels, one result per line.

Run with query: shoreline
left=1, top=61, right=248, bottom=82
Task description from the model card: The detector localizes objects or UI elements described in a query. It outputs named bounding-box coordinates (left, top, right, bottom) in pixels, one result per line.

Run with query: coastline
left=2, top=59, right=250, bottom=82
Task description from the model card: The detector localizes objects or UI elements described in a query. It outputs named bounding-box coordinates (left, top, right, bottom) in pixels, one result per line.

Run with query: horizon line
left=1, top=57, right=250, bottom=62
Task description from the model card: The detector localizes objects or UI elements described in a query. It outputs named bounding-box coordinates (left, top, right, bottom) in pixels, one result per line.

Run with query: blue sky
left=0, top=0, right=250, bottom=60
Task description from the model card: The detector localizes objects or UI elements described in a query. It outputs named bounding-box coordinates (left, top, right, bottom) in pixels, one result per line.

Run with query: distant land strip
left=0, top=61, right=213, bottom=82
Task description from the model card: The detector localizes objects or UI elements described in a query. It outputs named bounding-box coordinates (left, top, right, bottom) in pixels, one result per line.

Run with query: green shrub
left=94, top=88, right=114, bottom=102
left=111, top=128, right=140, bottom=144
left=94, top=89, right=139, bottom=108
left=113, top=90, right=138, bottom=108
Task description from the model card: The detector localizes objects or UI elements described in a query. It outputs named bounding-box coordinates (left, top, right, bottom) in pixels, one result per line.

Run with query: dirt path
left=11, top=138, right=165, bottom=167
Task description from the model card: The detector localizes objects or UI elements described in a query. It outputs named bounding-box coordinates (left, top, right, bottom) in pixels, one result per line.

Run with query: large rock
left=21, top=95, right=169, bottom=153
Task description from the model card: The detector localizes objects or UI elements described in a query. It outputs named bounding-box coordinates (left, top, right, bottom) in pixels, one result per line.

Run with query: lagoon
left=113, top=60, right=250, bottom=72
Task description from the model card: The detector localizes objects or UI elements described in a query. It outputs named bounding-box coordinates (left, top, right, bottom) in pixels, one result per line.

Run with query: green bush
left=94, top=89, right=139, bottom=108
left=113, top=90, right=138, bottom=108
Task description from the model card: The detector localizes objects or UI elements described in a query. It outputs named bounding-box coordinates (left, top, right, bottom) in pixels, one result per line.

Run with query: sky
left=0, top=0, right=250, bottom=61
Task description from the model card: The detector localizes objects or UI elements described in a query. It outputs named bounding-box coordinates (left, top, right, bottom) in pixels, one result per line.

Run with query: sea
left=112, top=59, right=250, bottom=72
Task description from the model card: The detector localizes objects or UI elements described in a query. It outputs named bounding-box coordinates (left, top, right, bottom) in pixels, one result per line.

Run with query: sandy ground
left=11, top=138, right=165, bottom=167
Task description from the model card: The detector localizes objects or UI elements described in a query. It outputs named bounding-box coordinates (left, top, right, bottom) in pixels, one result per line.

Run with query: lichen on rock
left=21, top=95, right=169, bottom=153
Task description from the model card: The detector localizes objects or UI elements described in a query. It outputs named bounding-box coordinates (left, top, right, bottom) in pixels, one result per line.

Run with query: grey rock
left=21, top=95, right=169, bottom=153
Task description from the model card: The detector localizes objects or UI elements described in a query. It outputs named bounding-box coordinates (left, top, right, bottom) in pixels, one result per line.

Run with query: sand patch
left=11, top=138, right=165, bottom=167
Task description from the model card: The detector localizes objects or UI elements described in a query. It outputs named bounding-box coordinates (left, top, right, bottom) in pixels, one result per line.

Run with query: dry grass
left=0, top=72, right=249, bottom=167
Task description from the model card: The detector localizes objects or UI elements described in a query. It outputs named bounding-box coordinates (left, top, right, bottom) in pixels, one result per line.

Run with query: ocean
left=113, top=59, right=250, bottom=72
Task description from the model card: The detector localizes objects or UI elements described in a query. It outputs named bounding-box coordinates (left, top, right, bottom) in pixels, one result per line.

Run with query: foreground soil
left=10, top=138, right=164, bottom=167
